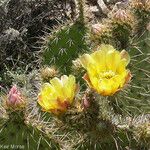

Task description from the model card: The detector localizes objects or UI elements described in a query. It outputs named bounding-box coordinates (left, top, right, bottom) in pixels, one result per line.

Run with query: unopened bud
left=40, top=66, right=58, bottom=81
left=91, top=24, right=106, bottom=35
left=6, top=85, right=25, bottom=109
left=111, top=9, right=134, bottom=26
left=83, top=97, right=90, bottom=109
left=82, top=90, right=91, bottom=109
left=72, top=59, right=82, bottom=70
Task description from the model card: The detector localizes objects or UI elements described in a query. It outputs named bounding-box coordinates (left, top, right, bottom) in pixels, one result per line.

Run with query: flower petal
left=120, top=50, right=130, bottom=65
left=38, top=75, right=76, bottom=114
left=79, top=44, right=131, bottom=96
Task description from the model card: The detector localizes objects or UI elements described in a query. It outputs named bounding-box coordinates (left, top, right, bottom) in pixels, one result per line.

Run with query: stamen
left=101, top=70, right=115, bottom=79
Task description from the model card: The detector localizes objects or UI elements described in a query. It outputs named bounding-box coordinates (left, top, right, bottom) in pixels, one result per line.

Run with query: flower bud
left=82, top=89, right=91, bottom=109
left=72, top=59, right=82, bottom=70
left=91, top=23, right=109, bottom=36
left=83, top=97, right=90, bottom=109
left=6, top=85, right=25, bottom=109
left=110, top=9, right=135, bottom=27
left=40, top=66, right=58, bottom=81
left=91, top=23, right=111, bottom=43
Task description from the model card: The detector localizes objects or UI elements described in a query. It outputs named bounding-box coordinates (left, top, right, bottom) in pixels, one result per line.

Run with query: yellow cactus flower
left=79, top=44, right=131, bottom=96
left=38, top=75, right=76, bottom=115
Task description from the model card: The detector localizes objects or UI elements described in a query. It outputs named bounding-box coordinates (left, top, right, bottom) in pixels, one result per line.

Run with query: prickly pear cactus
left=42, top=22, right=89, bottom=74
left=0, top=0, right=150, bottom=150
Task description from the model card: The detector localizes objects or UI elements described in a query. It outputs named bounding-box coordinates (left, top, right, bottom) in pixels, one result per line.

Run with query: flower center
left=101, top=70, right=115, bottom=79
